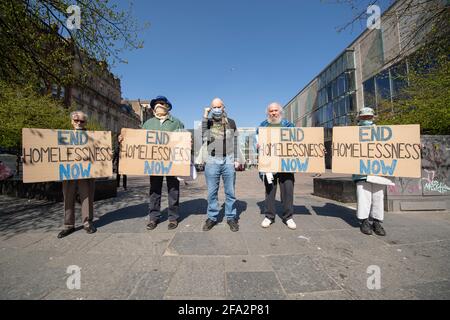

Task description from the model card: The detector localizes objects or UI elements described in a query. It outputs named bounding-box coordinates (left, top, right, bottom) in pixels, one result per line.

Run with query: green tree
left=0, top=0, right=147, bottom=88
left=0, top=80, right=103, bottom=150
left=376, top=10, right=450, bottom=135
left=0, top=0, right=144, bottom=150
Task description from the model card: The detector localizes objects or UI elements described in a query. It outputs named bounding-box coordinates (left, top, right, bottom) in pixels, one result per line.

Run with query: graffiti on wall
left=421, top=136, right=450, bottom=195
left=387, top=136, right=449, bottom=196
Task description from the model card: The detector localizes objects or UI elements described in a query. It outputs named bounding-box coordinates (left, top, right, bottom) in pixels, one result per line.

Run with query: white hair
left=266, top=102, right=284, bottom=115
left=70, top=110, right=88, bottom=121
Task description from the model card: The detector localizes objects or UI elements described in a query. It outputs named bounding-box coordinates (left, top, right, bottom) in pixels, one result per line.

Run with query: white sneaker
left=286, top=219, right=296, bottom=230
left=261, top=218, right=273, bottom=228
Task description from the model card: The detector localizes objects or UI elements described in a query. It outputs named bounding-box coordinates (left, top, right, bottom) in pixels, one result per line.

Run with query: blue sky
left=112, top=0, right=392, bottom=129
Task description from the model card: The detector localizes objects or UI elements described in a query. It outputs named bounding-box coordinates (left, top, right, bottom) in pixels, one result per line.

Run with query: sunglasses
left=73, top=119, right=86, bottom=123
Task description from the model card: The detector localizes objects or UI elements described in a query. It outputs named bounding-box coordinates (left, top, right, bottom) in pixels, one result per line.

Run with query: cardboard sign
left=332, top=124, right=421, bottom=178
left=119, top=128, right=191, bottom=176
left=22, top=128, right=113, bottom=183
left=258, top=127, right=325, bottom=173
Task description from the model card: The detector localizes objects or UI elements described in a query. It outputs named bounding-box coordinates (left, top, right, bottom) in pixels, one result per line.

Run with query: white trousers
left=356, top=181, right=385, bottom=221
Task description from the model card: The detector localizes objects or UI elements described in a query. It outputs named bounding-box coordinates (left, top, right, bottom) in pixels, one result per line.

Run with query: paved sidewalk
left=1, top=169, right=449, bottom=300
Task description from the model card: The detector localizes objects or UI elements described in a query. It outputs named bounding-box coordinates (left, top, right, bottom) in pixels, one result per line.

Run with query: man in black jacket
left=201, top=98, right=240, bottom=232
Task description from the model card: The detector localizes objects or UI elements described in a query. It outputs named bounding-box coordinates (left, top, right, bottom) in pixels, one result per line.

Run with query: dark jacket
left=202, top=117, right=238, bottom=162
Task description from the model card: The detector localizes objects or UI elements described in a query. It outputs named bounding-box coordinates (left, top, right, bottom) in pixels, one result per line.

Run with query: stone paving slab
left=87, top=233, right=173, bottom=256
left=241, top=231, right=313, bottom=256
left=0, top=250, right=66, bottom=299
left=165, top=232, right=248, bottom=256
left=43, top=289, right=108, bottom=300
left=225, top=272, right=286, bottom=300
left=1, top=171, right=450, bottom=300
left=27, top=232, right=112, bottom=254
left=224, top=255, right=274, bottom=272
left=269, top=255, right=341, bottom=294
left=287, top=290, right=354, bottom=300
left=164, top=257, right=226, bottom=297
left=402, top=280, right=450, bottom=300
left=114, top=271, right=175, bottom=299
left=0, top=232, right=51, bottom=248
left=376, top=223, right=450, bottom=246
left=129, top=256, right=182, bottom=273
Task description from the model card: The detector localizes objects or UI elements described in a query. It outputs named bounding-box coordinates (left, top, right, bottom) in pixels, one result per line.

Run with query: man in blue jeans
left=201, top=98, right=241, bottom=232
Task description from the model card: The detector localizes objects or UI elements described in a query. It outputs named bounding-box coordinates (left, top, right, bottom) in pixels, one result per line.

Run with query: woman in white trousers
left=352, top=107, right=388, bottom=236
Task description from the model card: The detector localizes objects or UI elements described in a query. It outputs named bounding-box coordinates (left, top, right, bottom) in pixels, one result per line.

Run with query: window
left=338, top=55, right=344, bottom=75
left=343, top=116, right=351, bottom=126
left=348, top=93, right=356, bottom=112
left=346, top=51, right=355, bottom=69
left=338, top=74, right=346, bottom=96
left=327, top=84, right=332, bottom=103
left=326, top=103, right=333, bottom=122
left=347, top=71, right=356, bottom=91
left=339, top=97, right=346, bottom=117
left=363, top=77, right=376, bottom=109
left=313, top=110, right=320, bottom=126
left=390, top=61, right=408, bottom=99
left=331, top=80, right=337, bottom=100
left=331, top=62, right=337, bottom=81
left=375, top=69, right=391, bottom=103
left=319, top=89, right=328, bottom=107
left=326, top=67, right=331, bottom=84
left=318, top=108, right=323, bottom=125
left=342, top=52, right=348, bottom=70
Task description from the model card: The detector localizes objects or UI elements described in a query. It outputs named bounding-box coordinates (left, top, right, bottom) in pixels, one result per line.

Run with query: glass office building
left=315, top=50, right=357, bottom=140
left=283, top=0, right=441, bottom=167
left=284, top=0, right=438, bottom=136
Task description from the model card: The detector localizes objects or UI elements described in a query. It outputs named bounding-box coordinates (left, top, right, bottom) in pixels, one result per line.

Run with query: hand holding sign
left=119, top=128, right=191, bottom=176
left=332, top=125, right=421, bottom=178
left=22, top=128, right=113, bottom=183
left=258, top=127, right=325, bottom=174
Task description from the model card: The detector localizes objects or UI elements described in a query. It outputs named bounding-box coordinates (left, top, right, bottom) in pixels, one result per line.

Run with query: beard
left=267, top=115, right=281, bottom=124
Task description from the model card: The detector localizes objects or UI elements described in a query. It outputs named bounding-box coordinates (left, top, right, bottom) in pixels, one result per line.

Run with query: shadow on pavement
left=162, top=199, right=248, bottom=223
left=256, top=200, right=312, bottom=217
left=311, top=203, right=360, bottom=228
left=213, top=200, right=248, bottom=223
left=95, top=203, right=148, bottom=228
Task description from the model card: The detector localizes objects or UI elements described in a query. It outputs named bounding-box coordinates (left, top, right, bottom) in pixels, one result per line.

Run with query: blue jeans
left=205, top=156, right=236, bottom=221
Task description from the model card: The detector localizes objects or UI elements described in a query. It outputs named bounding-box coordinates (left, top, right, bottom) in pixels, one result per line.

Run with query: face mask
left=211, top=107, right=223, bottom=118
left=154, top=106, right=169, bottom=119
left=359, top=120, right=373, bottom=126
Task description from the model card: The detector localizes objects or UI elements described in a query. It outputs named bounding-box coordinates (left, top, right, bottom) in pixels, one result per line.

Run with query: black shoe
left=360, top=219, right=373, bottom=235
left=83, top=224, right=97, bottom=234
left=57, top=228, right=75, bottom=239
left=146, top=220, right=158, bottom=230
left=202, top=218, right=216, bottom=231
left=227, top=219, right=239, bottom=232
left=168, top=220, right=178, bottom=230
left=373, top=220, right=386, bottom=236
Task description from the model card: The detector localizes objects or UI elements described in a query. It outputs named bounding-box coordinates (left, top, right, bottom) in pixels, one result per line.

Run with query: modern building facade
left=283, top=0, right=444, bottom=166
left=237, top=128, right=258, bottom=166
